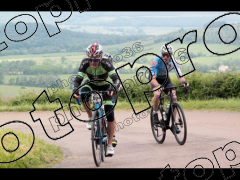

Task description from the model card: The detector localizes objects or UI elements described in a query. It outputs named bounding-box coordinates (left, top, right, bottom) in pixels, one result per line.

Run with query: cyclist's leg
left=80, top=83, right=93, bottom=119
left=164, top=78, right=180, bottom=133
left=165, top=77, right=177, bottom=117
left=102, top=86, right=116, bottom=155
left=168, top=89, right=177, bottom=117
left=150, top=78, right=164, bottom=125
left=95, top=84, right=116, bottom=146
left=104, top=104, right=115, bottom=145
left=151, top=75, right=167, bottom=111
left=150, top=82, right=161, bottom=112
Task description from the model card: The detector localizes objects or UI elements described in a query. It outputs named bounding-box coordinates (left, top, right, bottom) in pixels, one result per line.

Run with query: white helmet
left=161, top=45, right=173, bottom=54
left=86, top=42, right=103, bottom=57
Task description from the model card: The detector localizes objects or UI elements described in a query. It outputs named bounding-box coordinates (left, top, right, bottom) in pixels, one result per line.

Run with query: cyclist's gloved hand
left=73, top=88, right=80, bottom=99
left=107, top=84, right=119, bottom=96
left=181, top=81, right=189, bottom=89
left=181, top=81, right=189, bottom=95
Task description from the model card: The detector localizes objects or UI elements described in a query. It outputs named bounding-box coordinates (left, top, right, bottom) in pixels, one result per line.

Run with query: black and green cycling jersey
left=73, top=55, right=121, bottom=94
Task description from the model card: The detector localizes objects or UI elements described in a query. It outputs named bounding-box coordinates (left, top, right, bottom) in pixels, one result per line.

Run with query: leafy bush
left=6, top=89, right=75, bottom=106
left=4, top=72, right=240, bottom=106
left=117, top=71, right=240, bottom=102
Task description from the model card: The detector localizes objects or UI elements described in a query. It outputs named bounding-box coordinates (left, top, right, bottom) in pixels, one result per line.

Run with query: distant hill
left=153, top=22, right=240, bottom=46
left=38, top=12, right=239, bottom=28
left=0, top=22, right=150, bottom=56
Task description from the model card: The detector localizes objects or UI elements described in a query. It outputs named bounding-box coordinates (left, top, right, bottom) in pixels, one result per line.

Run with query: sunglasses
left=89, top=58, right=100, bottom=62
left=162, top=54, right=170, bottom=57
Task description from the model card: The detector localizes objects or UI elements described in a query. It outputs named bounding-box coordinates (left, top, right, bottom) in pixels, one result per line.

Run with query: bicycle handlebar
left=160, top=85, right=185, bottom=91
left=159, top=84, right=189, bottom=99
left=75, top=91, right=115, bottom=105
left=79, top=90, right=109, bottom=95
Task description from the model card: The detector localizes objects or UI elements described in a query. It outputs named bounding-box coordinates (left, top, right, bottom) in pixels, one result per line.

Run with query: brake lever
left=184, top=86, right=189, bottom=95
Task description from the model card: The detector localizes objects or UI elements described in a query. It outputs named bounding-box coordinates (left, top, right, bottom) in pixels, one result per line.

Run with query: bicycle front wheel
left=150, top=107, right=166, bottom=144
left=102, top=116, right=108, bottom=159
left=91, top=111, right=102, bottom=167
left=171, top=102, right=187, bottom=145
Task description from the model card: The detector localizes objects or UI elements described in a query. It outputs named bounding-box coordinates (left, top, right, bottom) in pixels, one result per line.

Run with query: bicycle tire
left=102, top=116, right=108, bottom=158
left=91, top=110, right=102, bottom=167
left=100, top=117, right=105, bottom=162
left=171, top=102, right=187, bottom=145
left=150, top=107, right=166, bottom=144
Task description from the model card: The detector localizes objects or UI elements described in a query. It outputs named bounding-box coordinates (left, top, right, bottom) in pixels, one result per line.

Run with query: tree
left=61, top=56, right=67, bottom=64
left=42, top=59, right=54, bottom=66
left=9, top=78, right=15, bottom=85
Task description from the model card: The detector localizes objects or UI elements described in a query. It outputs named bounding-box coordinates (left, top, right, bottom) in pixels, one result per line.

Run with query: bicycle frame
left=94, top=101, right=108, bottom=144
left=151, top=84, right=188, bottom=145
left=76, top=91, right=113, bottom=144
left=159, top=85, right=184, bottom=130
left=76, top=90, right=117, bottom=165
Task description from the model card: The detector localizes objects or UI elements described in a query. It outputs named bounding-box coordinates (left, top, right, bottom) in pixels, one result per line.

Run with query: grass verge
left=0, top=128, right=63, bottom=168
left=0, top=98, right=240, bottom=112
left=115, top=98, right=240, bottom=112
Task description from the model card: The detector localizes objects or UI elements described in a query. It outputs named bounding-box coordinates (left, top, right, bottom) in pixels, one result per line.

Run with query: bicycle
left=76, top=91, right=115, bottom=167
left=150, top=85, right=189, bottom=145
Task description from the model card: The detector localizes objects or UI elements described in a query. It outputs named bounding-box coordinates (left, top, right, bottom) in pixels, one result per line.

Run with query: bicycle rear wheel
left=91, top=111, right=102, bottom=167
left=150, top=107, right=166, bottom=144
left=171, top=102, right=187, bottom=145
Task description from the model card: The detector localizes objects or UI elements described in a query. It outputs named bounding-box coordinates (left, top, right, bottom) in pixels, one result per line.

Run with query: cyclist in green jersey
left=72, top=42, right=121, bottom=156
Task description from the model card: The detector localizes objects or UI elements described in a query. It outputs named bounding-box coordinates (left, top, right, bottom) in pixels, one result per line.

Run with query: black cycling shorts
left=149, top=75, right=175, bottom=94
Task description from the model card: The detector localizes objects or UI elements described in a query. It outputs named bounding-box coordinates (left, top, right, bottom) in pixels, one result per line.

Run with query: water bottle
left=166, top=104, right=170, bottom=115
left=162, top=110, right=167, bottom=121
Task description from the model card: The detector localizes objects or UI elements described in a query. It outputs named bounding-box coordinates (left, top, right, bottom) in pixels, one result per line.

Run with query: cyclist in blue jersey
left=72, top=42, right=121, bottom=156
left=150, top=45, right=189, bottom=133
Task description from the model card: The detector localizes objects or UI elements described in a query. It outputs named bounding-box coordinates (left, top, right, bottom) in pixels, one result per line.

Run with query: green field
left=0, top=73, right=142, bottom=97
left=0, top=73, right=176, bottom=98
left=3, top=74, right=139, bottom=85
left=0, top=85, right=44, bottom=98
left=0, top=32, right=238, bottom=68
left=0, top=52, right=85, bottom=63
left=3, top=75, right=20, bottom=84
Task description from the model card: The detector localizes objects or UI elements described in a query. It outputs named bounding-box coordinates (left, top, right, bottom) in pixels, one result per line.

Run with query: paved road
left=0, top=109, right=240, bottom=168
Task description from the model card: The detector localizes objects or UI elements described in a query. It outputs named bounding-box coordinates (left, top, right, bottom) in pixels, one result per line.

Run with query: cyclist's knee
left=153, top=91, right=160, bottom=99
left=154, top=94, right=160, bottom=99
left=173, top=92, right=177, bottom=102
left=173, top=95, right=177, bottom=102
left=80, top=87, right=91, bottom=102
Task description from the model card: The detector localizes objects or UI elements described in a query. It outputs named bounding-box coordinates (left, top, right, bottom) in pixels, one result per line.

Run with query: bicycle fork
left=98, top=109, right=108, bottom=145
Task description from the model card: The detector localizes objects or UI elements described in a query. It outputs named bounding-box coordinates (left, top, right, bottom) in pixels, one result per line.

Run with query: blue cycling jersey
left=150, top=55, right=182, bottom=78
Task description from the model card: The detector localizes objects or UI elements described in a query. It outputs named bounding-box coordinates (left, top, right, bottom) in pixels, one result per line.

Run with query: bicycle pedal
left=159, top=121, right=166, bottom=128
